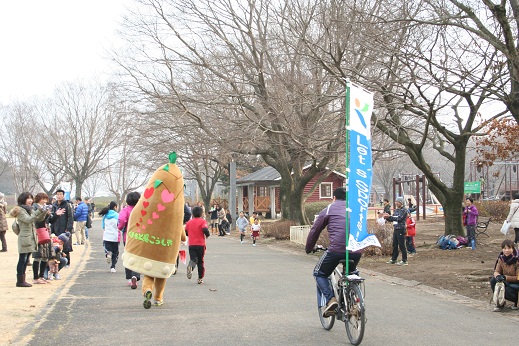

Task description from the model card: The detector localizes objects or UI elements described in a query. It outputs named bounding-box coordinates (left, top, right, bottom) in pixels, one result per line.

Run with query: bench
left=475, top=218, right=492, bottom=239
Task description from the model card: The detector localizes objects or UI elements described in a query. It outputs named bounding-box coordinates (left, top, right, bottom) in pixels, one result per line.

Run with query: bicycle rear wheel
left=343, top=283, right=365, bottom=345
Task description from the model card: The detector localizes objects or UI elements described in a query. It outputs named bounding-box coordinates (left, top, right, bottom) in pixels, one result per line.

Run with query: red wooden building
left=236, top=166, right=345, bottom=219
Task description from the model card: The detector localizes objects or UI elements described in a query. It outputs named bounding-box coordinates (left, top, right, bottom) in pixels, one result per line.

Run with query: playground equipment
left=469, top=160, right=519, bottom=200
left=392, top=174, right=434, bottom=221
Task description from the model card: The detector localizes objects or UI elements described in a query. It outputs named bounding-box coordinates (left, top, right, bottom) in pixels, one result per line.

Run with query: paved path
left=17, top=221, right=519, bottom=345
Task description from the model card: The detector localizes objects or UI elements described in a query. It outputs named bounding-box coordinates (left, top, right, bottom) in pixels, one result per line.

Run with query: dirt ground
left=265, top=215, right=504, bottom=305
left=0, top=218, right=89, bottom=345
left=360, top=215, right=502, bottom=304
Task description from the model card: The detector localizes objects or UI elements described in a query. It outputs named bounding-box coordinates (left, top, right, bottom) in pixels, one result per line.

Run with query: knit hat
left=395, top=197, right=404, bottom=205
left=58, top=233, right=69, bottom=243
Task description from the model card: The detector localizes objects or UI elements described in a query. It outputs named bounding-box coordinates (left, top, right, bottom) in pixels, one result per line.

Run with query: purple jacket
left=305, top=199, right=346, bottom=254
left=463, top=205, right=479, bottom=226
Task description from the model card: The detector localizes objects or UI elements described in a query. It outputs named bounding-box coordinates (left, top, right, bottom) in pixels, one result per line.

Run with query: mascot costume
left=123, top=152, right=186, bottom=309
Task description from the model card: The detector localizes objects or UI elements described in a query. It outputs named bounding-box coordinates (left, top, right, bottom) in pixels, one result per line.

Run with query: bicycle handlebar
left=311, top=245, right=326, bottom=253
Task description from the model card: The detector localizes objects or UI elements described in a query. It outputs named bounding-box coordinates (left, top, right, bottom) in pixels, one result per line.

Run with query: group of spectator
left=0, top=189, right=95, bottom=287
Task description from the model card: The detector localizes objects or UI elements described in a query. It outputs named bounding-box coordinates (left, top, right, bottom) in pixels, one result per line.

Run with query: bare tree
left=113, top=0, right=347, bottom=223
left=0, top=102, right=40, bottom=192
left=39, top=81, right=122, bottom=198
left=293, top=0, right=508, bottom=234
left=415, top=0, right=519, bottom=125
left=104, top=114, right=152, bottom=207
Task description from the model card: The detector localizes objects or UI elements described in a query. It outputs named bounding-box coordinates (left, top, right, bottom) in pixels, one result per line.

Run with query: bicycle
left=313, top=246, right=366, bottom=345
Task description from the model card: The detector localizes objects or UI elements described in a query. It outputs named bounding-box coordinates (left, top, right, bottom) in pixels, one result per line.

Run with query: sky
left=0, top=1, right=127, bottom=104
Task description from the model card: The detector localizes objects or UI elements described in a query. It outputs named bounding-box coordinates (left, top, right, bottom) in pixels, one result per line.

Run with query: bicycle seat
left=339, top=259, right=355, bottom=266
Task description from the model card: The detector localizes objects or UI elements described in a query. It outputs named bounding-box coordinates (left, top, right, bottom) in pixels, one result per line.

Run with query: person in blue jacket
left=73, top=197, right=89, bottom=245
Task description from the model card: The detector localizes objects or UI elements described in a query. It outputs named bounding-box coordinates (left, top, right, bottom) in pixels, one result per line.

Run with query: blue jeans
left=466, top=224, right=476, bottom=243
left=313, top=250, right=361, bottom=304
left=406, top=236, right=416, bottom=253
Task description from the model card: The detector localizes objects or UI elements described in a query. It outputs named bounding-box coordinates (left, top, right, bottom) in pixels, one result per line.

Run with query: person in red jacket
left=405, top=210, right=416, bottom=255
left=185, top=206, right=210, bottom=284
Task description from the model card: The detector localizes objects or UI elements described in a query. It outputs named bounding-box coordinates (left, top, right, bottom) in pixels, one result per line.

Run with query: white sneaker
left=110, top=268, right=116, bottom=273
left=54, top=274, right=61, bottom=280
left=253, top=244, right=256, bottom=246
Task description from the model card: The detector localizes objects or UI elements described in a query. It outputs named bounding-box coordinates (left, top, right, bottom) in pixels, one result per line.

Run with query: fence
left=290, top=225, right=311, bottom=245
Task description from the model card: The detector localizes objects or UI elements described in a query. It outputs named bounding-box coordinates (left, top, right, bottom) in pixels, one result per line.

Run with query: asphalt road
left=17, top=219, right=518, bottom=345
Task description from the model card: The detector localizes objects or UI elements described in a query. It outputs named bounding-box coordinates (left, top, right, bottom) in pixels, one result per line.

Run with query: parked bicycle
left=313, top=246, right=366, bottom=345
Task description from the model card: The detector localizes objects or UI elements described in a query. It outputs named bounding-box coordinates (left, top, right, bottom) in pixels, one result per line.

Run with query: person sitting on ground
left=490, top=239, right=519, bottom=312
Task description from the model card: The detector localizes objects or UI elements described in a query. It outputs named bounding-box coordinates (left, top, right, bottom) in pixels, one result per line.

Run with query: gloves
left=496, top=274, right=506, bottom=282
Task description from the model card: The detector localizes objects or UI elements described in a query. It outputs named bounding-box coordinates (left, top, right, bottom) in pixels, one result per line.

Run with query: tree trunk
left=424, top=142, right=467, bottom=236
left=278, top=176, right=307, bottom=225
left=443, top=194, right=464, bottom=236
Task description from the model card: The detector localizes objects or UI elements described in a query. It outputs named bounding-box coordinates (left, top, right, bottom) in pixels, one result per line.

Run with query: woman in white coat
left=506, top=194, right=519, bottom=244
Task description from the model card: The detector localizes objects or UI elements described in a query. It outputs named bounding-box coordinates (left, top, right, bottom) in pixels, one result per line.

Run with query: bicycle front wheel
left=343, top=283, right=365, bottom=345
left=318, top=281, right=335, bottom=330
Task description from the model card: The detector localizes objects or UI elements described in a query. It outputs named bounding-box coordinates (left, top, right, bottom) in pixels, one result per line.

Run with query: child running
left=118, top=192, right=141, bottom=289
left=236, top=211, right=249, bottom=244
left=185, top=206, right=210, bottom=284
left=99, top=201, right=119, bottom=273
left=251, top=218, right=260, bottom=246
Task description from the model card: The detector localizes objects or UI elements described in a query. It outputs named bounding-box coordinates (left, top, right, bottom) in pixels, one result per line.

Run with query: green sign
left=464, top=181, right=481, bottom=194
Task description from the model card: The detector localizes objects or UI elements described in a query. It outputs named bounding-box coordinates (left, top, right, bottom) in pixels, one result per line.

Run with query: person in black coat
left=50, top=189, right=74, bottom=266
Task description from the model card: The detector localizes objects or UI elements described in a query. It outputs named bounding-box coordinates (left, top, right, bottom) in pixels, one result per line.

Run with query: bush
left=305, top=202, right=330, bottom=221
left=474, top=200, right=510, bottom=221
left=261, top=220, right=298, bottom=240
left=361, top=219, right=393, bottom=257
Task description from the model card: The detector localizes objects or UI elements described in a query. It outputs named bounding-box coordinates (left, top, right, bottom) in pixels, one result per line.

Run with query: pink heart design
left=157, top=203, right=166, bottom=212
left=139, top=218, right=142, bottom=222
left=141, top=225, right=146, bottom=230
left=152, top=212, right=159, bottom=219
left=143, top=201, right=149, bottom=208
left=144, top=187, right=154, bottom=199
left=161, top=190, right=175, bottom=203
left=136, top=223, right=140, bottom=227
left=148, top=219, right=153, bottom=225
left=141, top=210, right=147, bottom=216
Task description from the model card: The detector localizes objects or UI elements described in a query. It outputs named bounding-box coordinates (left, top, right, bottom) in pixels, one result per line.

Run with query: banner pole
left=345, top=80, right=350, bottom=275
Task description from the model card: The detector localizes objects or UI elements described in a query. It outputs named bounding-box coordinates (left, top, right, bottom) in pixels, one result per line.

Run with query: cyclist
left=305, top=187, right=362, bottom=317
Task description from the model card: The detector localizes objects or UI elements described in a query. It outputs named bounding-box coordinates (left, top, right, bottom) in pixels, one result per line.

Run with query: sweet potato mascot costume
left=123, top=152, right=186, bottom=309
